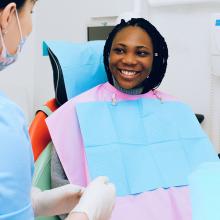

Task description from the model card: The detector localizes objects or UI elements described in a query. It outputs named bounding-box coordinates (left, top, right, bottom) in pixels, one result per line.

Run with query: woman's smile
left=117, top=68, right=141, bottom=79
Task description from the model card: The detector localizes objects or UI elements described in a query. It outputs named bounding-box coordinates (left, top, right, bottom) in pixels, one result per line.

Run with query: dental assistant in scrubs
left=0, top=1, right=115, bottom=219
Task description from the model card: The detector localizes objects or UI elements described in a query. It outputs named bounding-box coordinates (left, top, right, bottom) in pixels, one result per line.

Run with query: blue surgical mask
left=0, top=10, right=26, bottom=71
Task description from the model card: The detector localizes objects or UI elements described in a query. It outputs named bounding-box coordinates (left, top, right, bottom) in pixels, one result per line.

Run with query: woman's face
left=18, top=0, right=36, bottom=37
left=109, top=26, right=153, bottom=90
left=1, top=0, right=36, bottom=54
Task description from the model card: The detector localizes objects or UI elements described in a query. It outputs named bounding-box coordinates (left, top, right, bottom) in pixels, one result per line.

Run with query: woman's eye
left=113, top=48, right=125, bottom=54
left=136, top=51, right=149, bottom=57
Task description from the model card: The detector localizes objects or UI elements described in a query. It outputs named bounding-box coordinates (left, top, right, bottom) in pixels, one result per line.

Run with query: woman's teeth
left=121, top=70, right=137, bottom=76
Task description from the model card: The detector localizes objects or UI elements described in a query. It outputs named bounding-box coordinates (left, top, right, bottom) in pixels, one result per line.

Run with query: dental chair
left=30, top=40, right=206, bottom=220
left=30, top=40, right=106, bottom=161
left=30, top=40, right=106, bottom=220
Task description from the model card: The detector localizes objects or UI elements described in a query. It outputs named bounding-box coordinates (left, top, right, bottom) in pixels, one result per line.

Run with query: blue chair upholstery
left=43, top=40, right=107, bottom=105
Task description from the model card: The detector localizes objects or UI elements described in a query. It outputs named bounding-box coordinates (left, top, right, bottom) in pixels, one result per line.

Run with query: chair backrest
left=43, top=40, right=107, bottom=105
left=30, top=40, right=107, bottom=161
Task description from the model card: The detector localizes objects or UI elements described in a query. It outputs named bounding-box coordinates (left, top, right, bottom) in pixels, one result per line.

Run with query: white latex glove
left=70, top=176, right=116, bottom=220
left=32, top=184, right=84, bottom=217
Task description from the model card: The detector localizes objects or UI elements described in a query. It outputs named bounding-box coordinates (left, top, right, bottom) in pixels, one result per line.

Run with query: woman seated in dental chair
left=46, top=18, right=218, bottom=220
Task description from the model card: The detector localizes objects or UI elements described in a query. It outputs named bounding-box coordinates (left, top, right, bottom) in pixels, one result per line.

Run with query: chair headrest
left=43, top=40, right=107, bottom=106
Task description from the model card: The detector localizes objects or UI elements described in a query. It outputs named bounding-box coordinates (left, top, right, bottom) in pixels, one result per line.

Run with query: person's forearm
left=33, top=189, right=80, bottom=216
left=65, top=212, right=88, bottom=220
left=31, top=185, right=83, bottom=217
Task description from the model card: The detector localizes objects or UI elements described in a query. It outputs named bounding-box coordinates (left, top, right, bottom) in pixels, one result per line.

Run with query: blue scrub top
left=0, top=92, right=34, bottom=219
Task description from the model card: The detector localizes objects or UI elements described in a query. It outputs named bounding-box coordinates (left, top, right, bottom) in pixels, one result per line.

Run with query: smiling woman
left=109, top=26, right=154, bottom=90
left=104, top=18, right=168, bottom=94
left=48, top=18, right=218, bottom=220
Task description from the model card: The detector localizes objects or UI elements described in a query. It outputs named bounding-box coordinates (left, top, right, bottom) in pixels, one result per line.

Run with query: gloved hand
left=70, top=176, right=116, bottom=220
left=32, top=184, right=84, bottom=217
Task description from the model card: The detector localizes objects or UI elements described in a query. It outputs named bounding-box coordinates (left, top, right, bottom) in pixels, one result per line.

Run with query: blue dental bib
left=76, top=99, right=218, bottom=196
